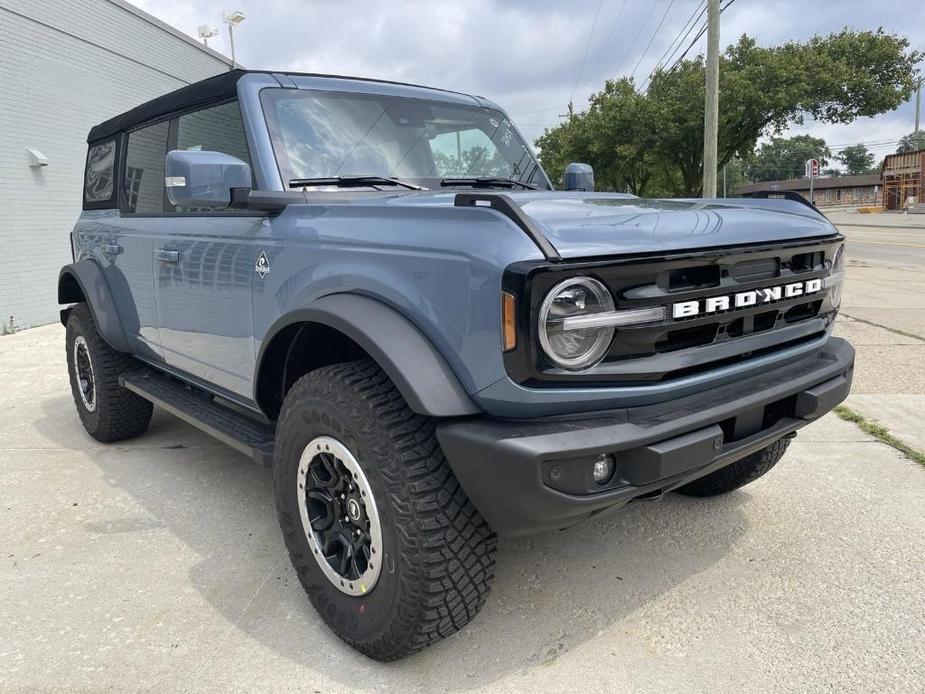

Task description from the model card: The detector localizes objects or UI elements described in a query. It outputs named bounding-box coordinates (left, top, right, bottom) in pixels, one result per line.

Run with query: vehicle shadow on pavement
left=35, top=395, right=748, bottom=691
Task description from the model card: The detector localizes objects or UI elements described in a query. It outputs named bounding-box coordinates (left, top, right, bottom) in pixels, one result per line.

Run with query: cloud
left=129, top=0, right=925, bottom=162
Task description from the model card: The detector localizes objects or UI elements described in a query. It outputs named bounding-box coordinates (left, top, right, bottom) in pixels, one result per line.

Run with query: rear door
left=81, top=124, right=171, bottom=361
left=153, top=101, right=264, bottom=400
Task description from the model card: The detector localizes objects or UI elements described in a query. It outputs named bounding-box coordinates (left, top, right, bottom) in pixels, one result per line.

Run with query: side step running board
left=120, top=369, right=275, bottom=466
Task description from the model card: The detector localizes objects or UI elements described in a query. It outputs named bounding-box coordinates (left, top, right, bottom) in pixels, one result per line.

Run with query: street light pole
left=222, top=10, right=246, bottom=70
left=228, top=23, right=236, bottom=68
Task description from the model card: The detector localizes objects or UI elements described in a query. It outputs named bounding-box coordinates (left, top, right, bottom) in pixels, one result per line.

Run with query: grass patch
left=834, top=405, right=925, bottom=467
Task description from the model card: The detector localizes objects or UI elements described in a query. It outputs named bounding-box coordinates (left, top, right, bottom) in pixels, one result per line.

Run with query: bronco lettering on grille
left=672, top=279, right=822, bottom=319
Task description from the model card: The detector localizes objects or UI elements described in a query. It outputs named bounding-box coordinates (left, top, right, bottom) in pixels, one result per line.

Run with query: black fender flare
left=257, top=294, right=480, bottom=418
left=58, top=261, right=132, bottom=353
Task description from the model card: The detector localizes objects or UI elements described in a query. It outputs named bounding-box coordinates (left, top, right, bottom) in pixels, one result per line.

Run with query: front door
left=154, top=216, right=263, bottom=399
left=152, top=101, right=263, bottom=400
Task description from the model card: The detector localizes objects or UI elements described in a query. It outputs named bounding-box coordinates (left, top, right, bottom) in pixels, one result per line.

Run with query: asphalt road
left=1, top=211, right=924, bottom=692
left=825, top=210, right=925, bottom=268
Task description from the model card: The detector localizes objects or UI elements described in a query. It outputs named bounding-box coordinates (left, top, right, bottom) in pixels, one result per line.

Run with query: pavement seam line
left=185, top=557, right=281, bottom=691
left=839, top=312, right=925, bottom=342
left=834, top=405, right=925, bottom=468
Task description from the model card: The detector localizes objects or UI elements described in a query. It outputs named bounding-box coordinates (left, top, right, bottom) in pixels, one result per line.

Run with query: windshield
left=260, top=88, right=549, bottom=190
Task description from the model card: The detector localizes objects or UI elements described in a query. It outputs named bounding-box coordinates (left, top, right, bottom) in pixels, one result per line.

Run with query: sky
left=129, top=0, right=925, bottom=171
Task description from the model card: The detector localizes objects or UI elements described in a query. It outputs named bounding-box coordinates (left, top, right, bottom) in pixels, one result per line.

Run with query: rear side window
left=124, top=121, right=169, bottom=214
left=177, top=101, right=251, bottom=165
left=84, top=140, right=116, bottom=207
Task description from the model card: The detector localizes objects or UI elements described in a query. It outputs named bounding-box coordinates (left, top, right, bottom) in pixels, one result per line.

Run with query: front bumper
left=437, top=337, right=854, bottom=536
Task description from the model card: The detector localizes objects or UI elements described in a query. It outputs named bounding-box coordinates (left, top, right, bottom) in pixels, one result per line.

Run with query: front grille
left=502, top=237, right=842, bottom=386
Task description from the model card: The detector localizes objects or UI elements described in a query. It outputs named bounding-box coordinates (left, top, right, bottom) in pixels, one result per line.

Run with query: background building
left=882, top=149, right=924, bottom=210
left=736, top=173, right=882, bottom=208
left=0, top=0, right=232, bottom=331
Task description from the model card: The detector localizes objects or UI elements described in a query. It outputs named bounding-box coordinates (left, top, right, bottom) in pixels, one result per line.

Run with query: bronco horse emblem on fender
left=255, top=251, right=270, bottom=279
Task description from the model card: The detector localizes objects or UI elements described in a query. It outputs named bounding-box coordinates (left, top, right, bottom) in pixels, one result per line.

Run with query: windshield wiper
left=288, top=176, right=427, bottom=191
left=440, top=177, right=538, bottom=191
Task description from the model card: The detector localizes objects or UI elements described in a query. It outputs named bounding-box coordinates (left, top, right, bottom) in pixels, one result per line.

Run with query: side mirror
left=165, top=150, right=252, bottom=209
left=564, top=162, right=594, bottom=192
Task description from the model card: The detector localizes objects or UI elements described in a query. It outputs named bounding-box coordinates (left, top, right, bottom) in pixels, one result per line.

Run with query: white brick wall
left=0, top=0, right=232, bottom=330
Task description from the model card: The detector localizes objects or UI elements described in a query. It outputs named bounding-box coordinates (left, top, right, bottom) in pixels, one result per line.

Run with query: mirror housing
left=564, top=162, right=594, bottom=192
left=165, top=150, right=252, bottom=209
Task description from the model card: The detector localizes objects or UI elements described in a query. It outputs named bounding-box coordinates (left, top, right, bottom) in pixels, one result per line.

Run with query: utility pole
left=916, top=78, right=922, bottom=134
left=723, top=163, right=727, bottom=198
left=702, top=0, right=720, bottom=198
left=558, top=101, right=574, bottom=120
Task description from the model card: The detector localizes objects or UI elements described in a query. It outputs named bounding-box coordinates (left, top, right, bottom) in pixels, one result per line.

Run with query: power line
left=642, top=0, right=706, bottom=89
left=630, top=0, right=678, bottom=82
left=610, top=1, right=660, bottom=81
left=585, top=0, right=630, bottom=85
left=664, top=18, right=708, bottom=73
left=664, top=0, right=736, bottom=75
left=569, top=0, right=604, bottom=110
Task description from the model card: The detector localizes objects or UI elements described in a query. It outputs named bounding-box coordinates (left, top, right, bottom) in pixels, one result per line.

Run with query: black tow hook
left=634, top=489, right=664, bottom=503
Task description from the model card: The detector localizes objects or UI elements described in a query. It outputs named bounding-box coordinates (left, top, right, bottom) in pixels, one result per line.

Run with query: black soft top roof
left=87, top=69, right=481, bottom=143
left=88, top=69, right=246, bottom=143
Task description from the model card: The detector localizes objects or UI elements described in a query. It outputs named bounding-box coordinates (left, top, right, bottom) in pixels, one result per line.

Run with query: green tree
left=836, top=144, right=876, bottom=174
left=537, top=30, right=921, bottom=196
left=746, top=135, right=831, bottom=182
left=720, top=157, right=751, bottom=196
left=897, top=131, right=925, bottom=153
left=536, top=78, right=667, bottom=194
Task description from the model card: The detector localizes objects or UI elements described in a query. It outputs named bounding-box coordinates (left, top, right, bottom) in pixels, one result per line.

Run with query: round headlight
left=538, top=277, right=615, bottom=370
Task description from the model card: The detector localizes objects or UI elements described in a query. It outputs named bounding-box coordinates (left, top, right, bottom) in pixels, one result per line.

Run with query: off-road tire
left=65, top=303, right=152, bottom=442
left=273, top=359, right=497, bottom=661
left=675, top=437, right=791, bottom=497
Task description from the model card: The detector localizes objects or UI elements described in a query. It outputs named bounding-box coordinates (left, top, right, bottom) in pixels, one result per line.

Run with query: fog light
left=592, top=454, right=616, bottom=485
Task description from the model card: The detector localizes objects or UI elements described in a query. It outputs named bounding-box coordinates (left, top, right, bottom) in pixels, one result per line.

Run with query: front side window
left=84, top=140, right=116, bottom=204
left=174, top=101, right=252, bottom=212
left=260, top=88, right=547, bottom=189
left=177, top=101, right=251, bottom=165
left=124, top=121, right=169, bottom=213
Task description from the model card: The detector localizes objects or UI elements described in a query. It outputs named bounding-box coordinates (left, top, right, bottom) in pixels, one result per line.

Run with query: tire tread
left=274, top=359, right=496, bottom=661
left=66, top=304, right=152, bottom=442
left=676, top=437, right=791, bottom=497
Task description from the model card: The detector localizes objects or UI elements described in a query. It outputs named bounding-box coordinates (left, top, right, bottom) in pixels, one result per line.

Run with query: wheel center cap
left=346, top=498, right=361, bottom=522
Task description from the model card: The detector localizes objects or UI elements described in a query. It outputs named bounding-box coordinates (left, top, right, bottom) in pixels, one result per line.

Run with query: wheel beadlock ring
left=297, top=436, right=383, bottom=596
left=73, top=335, right=96, bottom=413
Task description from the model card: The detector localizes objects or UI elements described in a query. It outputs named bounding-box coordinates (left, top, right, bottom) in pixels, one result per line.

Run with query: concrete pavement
left=1, top=339, right=923, bottom=690
left=825, top=210, right=925, bottom=448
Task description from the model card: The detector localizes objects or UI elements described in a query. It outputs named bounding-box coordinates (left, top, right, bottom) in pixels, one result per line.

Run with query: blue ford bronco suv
left=60, top=69, right=853, bottom=660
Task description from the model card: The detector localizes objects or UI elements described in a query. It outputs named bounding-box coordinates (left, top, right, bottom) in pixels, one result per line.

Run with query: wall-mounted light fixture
left=26, top=148, right=48, bottom=167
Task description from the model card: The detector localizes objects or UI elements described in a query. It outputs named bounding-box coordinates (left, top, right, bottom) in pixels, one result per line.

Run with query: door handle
left=154, top=249, right=180, bottom=263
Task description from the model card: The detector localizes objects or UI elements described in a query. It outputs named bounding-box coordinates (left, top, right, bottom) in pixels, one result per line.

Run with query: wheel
left=273, top=359, right=497, bottom=661
left=65, top=303, right=153, bottom=442
left=675, top=437, right=791, bottom=497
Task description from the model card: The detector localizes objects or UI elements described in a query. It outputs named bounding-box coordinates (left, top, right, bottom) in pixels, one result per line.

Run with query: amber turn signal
left=502, top=291, right=517, bottom=351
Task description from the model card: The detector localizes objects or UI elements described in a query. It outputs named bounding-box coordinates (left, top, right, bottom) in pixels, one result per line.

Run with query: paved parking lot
left=1, top=211, right=924, bottom=693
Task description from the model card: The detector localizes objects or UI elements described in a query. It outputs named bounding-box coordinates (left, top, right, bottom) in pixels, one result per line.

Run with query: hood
left=382, top=191, right=838, bottom=260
